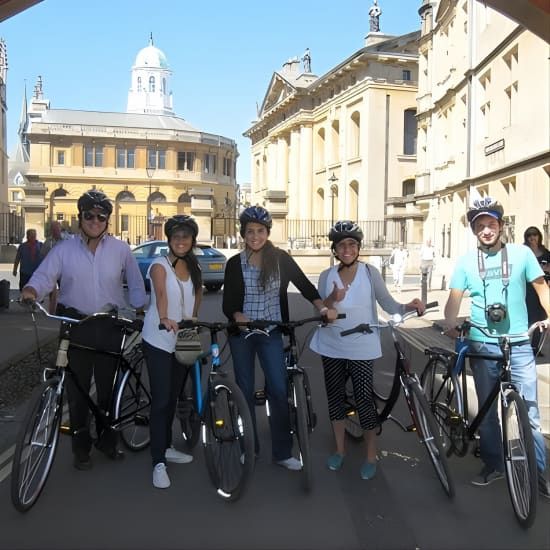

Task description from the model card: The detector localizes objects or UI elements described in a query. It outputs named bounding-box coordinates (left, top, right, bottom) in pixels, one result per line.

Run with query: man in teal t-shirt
left=444, top=198, right=549, bottom=497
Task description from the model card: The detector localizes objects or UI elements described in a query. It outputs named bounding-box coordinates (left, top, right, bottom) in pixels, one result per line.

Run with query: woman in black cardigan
left=223, top=206, right=336, bottom=469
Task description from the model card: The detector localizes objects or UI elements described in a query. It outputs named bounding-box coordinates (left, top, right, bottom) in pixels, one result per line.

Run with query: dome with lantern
left=133, top=35, right=169, bottom=69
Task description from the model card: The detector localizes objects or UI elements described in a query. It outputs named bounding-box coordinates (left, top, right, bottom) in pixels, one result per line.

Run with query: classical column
left=298, top=124, right=313, bottom=219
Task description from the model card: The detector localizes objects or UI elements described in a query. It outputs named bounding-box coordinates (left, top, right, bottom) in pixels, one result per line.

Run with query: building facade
left=10, top=37, right=238, bottom=244
left=244, top=27, right=421, bottom=249
left=416, top=0, right=550, bottom=275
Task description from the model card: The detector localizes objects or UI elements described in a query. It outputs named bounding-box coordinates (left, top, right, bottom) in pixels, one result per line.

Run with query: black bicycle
left=420, top=320, right=539, bottom=528
left=340, top=302, right=455, bottom=498
left=243, top=315, right=344, bottom=491
left=11, top=301, right=151, bottom=513
left=166, top=319, right=255, bottom=501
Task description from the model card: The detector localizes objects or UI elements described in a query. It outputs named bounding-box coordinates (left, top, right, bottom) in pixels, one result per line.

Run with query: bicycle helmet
left=164, top=215, right=199, bottom=240
left=239, top=206, right=272, bottom=237
left=77, top=191, right=113, bottom=216
left=328, top=220, right=364, bottom=247
left=466, top=197, right=504, bottom=229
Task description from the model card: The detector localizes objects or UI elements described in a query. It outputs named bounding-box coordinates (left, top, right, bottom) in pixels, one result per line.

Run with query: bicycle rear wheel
left=407, top=379, right=455, bottom=498
left=291, top=372, right=312, bottom=491
left=11, top=378, right=63, bottom=512
left=114, top=349, right=151, bottom=451
left=502, top=389, right=537, bottom=529
left=420, top=357, right=466, bottom=457
left=202, top=378, right=255, bottom=501
left=344, top=378, right=364, bottom=440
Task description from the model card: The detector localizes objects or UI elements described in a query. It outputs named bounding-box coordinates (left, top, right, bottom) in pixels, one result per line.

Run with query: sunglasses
left=82, top=211, right=108, bottom=222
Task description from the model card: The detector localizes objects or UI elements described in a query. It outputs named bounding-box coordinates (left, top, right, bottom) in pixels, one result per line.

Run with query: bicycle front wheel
left=344, top=378, right=364, bottom=440
left=502, top=389, right=537, bottom=529
left=202, top=378, right=255, bottom=501
left=11, top=378, right=64, bottom=512
left=114, top=350, right=151, bottom=451
left=407, top=379, right=455, bottom=498
left=420, top=357, right=466, bottom=457
left=177, top=366, right=201, bottom=451
left=291, top=372, right=312, bottom=491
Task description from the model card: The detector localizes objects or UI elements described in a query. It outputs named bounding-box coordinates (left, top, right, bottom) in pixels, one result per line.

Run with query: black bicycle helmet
left=466, top=197, right=504, bottom=229
left=77, top=191, right=113, bottom=216
left=164, top=215, right=199, bottom=240
left=239, top=206, right=272, bottom=237
left=328, top=220, right=364, bottom=247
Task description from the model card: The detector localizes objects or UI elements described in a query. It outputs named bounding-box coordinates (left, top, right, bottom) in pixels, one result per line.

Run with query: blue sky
left=2, top=0, right=420, bottom=183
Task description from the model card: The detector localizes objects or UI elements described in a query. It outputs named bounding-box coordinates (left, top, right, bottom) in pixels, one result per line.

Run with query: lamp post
left=146, top=166, right=155, bottom=239
left=328, top=172, right=338, bottom=266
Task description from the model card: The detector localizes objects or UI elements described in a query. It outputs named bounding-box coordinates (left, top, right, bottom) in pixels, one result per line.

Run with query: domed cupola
left=127, top=34, right=174, bottom=115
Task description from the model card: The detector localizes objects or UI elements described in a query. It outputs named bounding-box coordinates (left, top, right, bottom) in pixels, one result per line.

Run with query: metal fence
left=0, top=212, right=25, bottom=244
left=286, top=219, right=402, bottom=249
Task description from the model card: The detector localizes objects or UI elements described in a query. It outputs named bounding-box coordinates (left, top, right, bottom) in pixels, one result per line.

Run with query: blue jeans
left=468, top=340, right=546, bottom=474
left=143, top=341, right=186, bottom=466
left=229, top=330, right=292, bottom=461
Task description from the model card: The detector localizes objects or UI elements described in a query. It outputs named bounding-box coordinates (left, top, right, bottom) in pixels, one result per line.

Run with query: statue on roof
left=302, top=48, right=311, bottom=73
left=369, top=0, right=382, bottom=32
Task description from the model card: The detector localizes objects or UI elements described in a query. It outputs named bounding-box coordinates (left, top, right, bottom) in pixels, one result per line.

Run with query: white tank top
left=309, top=264, right=383, bottom=360
left=142, top=257, right=195, bottom=353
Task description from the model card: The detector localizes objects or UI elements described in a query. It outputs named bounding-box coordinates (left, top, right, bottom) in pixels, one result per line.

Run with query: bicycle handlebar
left=340, top=301, right=439, bottom=337
left=456, top=319, right=537, bottom=339
left=21, top=299, right=142, bottom=331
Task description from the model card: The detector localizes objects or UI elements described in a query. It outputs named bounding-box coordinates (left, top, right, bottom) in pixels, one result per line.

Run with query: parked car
left=132, top=240, right=226, bottom=292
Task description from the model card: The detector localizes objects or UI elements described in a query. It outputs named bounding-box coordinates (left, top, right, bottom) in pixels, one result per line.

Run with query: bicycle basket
left=175, top=328, right=203, bottom=365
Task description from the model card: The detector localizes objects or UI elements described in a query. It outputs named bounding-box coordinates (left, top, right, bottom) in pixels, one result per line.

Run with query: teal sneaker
left=360, top=461, right=377, bottom=480
left=327, top=454, right=344, bottom=471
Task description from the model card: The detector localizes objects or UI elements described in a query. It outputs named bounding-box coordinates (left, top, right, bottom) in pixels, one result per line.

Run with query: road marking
left=0, top=445, right=15, bottom=469
left=0, top=461, right=12, bottom=483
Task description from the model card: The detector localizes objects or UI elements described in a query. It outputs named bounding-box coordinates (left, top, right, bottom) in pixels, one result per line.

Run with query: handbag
left=175, top=327, right=203, bottom=365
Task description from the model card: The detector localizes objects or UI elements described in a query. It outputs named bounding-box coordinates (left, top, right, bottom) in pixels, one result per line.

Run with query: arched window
left=116, top=190, right=135, bottom=202
left=348, top=180, right=359, bottom=220
left=403, top=108, right=417, bottom=155
left=402, top=178, right=415, bottom=196
left=331, top=120, right=340, bottom=163
left=149, top=76, right=155, bottom=93
left=178, top=192, right=191, bottom=204
left=137, top=77, right=142, bottom=92
left=150, top=191, right=166, bottom=202
left=52, top=188, right=68, bottom=198
left=315, top=127, right=325, bottom=168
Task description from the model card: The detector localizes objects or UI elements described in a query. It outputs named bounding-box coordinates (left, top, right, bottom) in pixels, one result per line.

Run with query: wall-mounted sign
left=485, top=139, right=505, bottom=156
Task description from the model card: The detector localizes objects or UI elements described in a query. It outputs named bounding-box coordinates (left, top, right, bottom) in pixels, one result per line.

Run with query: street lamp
left=146, top=165, right=155, bottom=239
left=328, top=172, right=338, bottom=266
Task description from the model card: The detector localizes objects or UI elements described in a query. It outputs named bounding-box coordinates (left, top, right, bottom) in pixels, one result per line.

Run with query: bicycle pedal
left=254, top=389, right=266, bottom=406
left=60, top=423, right=72, bottom=435
left=406, top=424, right=416, bottom=433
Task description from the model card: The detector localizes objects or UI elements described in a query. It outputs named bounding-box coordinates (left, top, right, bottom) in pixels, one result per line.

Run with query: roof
left=34, top=109, right=199, bottom=132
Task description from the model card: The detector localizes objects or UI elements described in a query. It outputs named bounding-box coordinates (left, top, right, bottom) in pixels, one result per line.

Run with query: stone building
left=10, top=36, right=238, bottom=244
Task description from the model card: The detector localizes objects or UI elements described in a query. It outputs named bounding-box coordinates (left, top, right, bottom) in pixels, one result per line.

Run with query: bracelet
left=319, top=307, right=329, bottom=315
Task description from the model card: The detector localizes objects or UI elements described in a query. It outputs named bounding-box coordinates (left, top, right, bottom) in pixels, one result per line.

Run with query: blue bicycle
left=169, top=320, right=255, bottom=502
left=420, top=320, right=539, bottom=528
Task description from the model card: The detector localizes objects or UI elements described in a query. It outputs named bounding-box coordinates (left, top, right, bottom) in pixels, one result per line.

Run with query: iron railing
left=0, top=212, right=25, bottom=244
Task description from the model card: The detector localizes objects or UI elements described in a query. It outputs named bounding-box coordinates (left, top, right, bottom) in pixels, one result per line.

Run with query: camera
left=485, top=303, right=507, bottom=323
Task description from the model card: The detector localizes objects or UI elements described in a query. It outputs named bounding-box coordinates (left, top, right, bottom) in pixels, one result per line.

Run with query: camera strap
left=477, top=244, right=509, bottom=288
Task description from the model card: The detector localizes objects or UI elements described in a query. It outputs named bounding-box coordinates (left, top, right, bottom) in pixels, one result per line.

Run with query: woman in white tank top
left=142, top=216, right=203, bottom=489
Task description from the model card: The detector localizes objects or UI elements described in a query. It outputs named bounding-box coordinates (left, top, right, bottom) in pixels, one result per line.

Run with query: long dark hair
left=523, top=226, right=549, bottom=252
left=256, top=240, right=279, bottom=288
left=182, top=251, right=203, bottom=293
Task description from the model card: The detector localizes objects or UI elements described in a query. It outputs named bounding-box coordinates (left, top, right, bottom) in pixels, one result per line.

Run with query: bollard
left=421, top=270, right=428, bottom=305
left=441, top=274, right=447, bottom=291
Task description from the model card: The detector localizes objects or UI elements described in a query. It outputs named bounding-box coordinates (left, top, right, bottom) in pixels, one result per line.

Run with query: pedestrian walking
left=419, top=238, right=436, bottom=291
left=389, top=242, right=408, bottom=292
left=40, top=221, right=69, bottom=314
left=12, top=229, right=42, bottom=291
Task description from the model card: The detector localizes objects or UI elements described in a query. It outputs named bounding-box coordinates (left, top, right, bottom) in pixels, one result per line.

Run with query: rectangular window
left=402, top=69, right=411, bottom=81
left=147, top=148, right=166, bottom=169
left=57, top=150, right=65, bottom=165
left=84, top=145, right=103, bottom=167
left=177, top=151, right=195, bottom=171
left=56, top=213, right=64, bottom=222
left=121, top=214, right=129, bottom=232
left=117, top=147, right=135, bottom=168
left=223, top=157, right=232, bottom=176
left=204, top=153, right=217, bottom=175
left=403, top=109, right=417, bottom=155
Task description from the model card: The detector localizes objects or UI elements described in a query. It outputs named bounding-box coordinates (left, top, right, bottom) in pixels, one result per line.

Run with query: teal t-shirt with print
left=450, top=243, right=543, bottom=342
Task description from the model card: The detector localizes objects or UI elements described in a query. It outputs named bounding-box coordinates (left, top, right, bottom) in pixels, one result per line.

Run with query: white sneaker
left=165, top=446, right=193, bottom=464
left=153, top=463, right=170, bottom=489
left=276, top=457, right=302, bottom=471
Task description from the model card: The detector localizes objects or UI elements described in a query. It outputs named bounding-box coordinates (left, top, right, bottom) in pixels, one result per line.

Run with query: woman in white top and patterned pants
left=142, top=216, right=202, bottom=489
left=310, top=221, right=424, bottom=480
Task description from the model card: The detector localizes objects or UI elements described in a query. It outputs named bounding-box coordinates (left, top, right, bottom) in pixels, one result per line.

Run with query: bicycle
left=240, top=314, right=344, bottom=492
left=166, top=319, right=255, bottom=502
left=11, top=301, right=151, bottom=513
left=420, top=320, right=540, bottom=528
left=340, top=301, right=455, bottom=498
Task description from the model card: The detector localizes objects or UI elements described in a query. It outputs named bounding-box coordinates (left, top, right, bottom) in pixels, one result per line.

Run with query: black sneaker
left=73, top=453, right=92, bottom=471
left=539, top=473, right=550, bottom=499
left=471, top=466, right=504, bottom=486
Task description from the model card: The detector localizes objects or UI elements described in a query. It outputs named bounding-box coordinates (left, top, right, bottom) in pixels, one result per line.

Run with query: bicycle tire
left=501, top=389, right=537, bottom=529
left=202, top=378, right=255, bottom=501
left=177, top=370, right=201, bottom=451
left=291, top=372, right=312, bottom=491
left=407, top=379, right=455, bottom=498
left=114, top=349, right=151, bottom=451
left=420, top=357, right=466, bottom=457
left=11, top=378, right=63, bottom=512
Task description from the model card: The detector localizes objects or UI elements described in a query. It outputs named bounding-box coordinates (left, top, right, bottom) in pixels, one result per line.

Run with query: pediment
left=259, top=73, right=297, bottom=118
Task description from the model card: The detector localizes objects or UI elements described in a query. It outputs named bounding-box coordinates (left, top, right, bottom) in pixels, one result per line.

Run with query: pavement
left=1, top=264, right=548, bottom=442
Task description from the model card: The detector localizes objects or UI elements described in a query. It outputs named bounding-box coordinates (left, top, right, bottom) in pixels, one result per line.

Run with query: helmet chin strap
left=168, top=248, right=188, bottom=267
left=80, top=224, right=108, bottom=245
